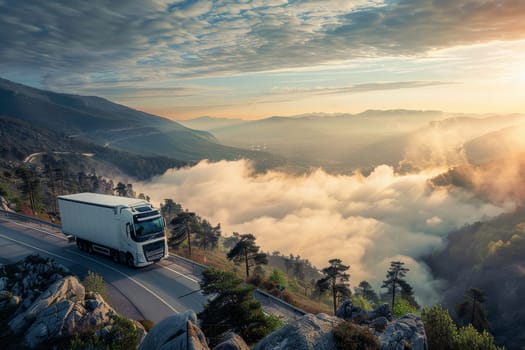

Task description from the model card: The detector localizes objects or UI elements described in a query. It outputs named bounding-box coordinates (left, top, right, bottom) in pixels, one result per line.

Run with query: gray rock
left=213, top=332, right=250, bottom=350
left=0, top=290, right=11, bottom=300
left=379, top=314, right=427, bottom=350
left=370, top=316, right=389, bottom=332
left=367, top=303, right=393, bottom=322
left=254, top=313, right=342, bottom=350
left=9, top=275, right=85, bottom=334
left=335, top=299, right=354, bottom=319
left=24, top=300, right=75, bottom=348
left=138, top=310, right=210, bottom=350
left=0, top=276, right=8, bottom=290
left=85, top=298, right=100, bottom=311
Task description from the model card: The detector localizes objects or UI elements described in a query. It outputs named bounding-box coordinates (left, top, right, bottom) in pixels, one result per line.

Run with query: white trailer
left=58, top=192, right=168, bottom=267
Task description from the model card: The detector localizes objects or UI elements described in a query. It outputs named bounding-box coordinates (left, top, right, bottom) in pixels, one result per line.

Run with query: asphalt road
left=0, top=217, right=207, bottom=323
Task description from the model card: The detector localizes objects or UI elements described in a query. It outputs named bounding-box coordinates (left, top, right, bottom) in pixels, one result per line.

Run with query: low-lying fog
left=137, top=159, right=516, bottom=305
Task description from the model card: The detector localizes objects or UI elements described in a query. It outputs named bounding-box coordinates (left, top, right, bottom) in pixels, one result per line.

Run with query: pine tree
left=456, top=288, right=489, bottom=331
left=198, top=268, right=280, bottom=346
left=170, top=211, right=199, bottom=258
left=317, top=258, right=351, bottom=315
left=355, top=280, right=379, bottom=305
left=227, top=233, right=268, bottom=278
left=382, top=261, right=410, bottom=309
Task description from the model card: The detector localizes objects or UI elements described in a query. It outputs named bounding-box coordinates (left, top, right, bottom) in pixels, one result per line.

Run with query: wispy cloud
left=1, top=0, right=524, bottom=91
left=271, top=81, right=453, bottom=96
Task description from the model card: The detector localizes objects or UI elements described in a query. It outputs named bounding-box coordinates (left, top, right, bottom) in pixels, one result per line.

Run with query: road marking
left=0, top=231, right=178, bottom=314
left=159, top=263, right=200, bottom=283
left=65, top=249, right=178, bottom=313
left=0, top=232, right=75, bottom=262
left=0, top=219, right=67, bottom=241
left=1, top=218, right=201, bottom=284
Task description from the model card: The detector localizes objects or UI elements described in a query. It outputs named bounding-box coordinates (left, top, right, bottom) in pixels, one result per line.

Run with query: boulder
left=337, top=299, right=369, bottom=323
left=213, top=332, right=250, bottom=350
left=24, top=300, right=75, bottom=348
left=9, top=275, right=85, bottom=334
left=367, top=304, right=393, bottom=322
left=379, top=314, right=427, bottom=350
left=0, top=276, right=8, bottom=290
left=254, top=313, right=342, bottom=350
left=138, top=310, right=210, bottom=350
left=370, top=316, right=389, bottom=332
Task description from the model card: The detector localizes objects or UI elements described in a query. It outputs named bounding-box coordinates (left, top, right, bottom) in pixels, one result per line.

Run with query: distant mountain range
left=0, top=78, right=286, bottom=170
left=3, top=76, right=524, bottom=177
left=180, top=111, right=525, bottom=172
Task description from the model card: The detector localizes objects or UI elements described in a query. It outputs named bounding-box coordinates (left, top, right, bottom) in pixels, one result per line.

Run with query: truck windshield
left=134, top=217, right=164, bottom=237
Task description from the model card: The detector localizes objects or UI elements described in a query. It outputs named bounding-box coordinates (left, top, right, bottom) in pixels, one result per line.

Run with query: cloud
left=270, top=81, right=452, bottom=96
left=1, top=0, right=525, bottom=91
left=137, top=159, right=510, bottom=304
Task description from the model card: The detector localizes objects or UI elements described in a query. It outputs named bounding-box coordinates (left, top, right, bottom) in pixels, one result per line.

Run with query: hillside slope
left=0, top=78, right=286, bottom=168
left=0, top=116, right=188, bottom=180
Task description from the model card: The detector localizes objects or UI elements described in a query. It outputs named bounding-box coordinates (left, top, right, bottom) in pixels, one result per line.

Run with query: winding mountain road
left=0, top=216, right=207, bottom=323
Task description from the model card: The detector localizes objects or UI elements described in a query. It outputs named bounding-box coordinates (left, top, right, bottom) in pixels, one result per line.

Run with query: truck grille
left=143, top=240, right=165, bottom=262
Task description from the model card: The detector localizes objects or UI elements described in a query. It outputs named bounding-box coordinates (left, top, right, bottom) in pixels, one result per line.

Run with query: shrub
left=83, top=270, right=107, bottom=299
left=421, top=305, right=457, bottom=350
left=109, top=316, right=139, bottom=350
left=454, top=324, right=504, bottom=350
left=393, top=298, right=417, bottom=317
left=351, top=295, right=373, bottom=311
left=70, top=316, right=138, bottom=350
left=422, top=305, right=503, bottom=350
left=332, top=321, right=381, bottom=350
left=268, top=268, right=287, bottom=287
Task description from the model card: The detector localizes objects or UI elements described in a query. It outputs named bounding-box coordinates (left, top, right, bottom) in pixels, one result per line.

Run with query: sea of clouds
left=136, top=159, right=512, bottom=304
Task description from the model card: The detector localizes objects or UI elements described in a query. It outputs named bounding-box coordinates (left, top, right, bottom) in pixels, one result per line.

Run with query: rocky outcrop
left=9, top=275, right=86, bottom=333
left=333, top=300, right=426, bottom=350
left=253, top=301, right=427, bottom=350
left=138, top=310, right=210, bottom=350
left=337, top=300, right=393, bottom=323
left=253, top=313, right=342, bottom=350
left=0, top=255, right=141, bottom=349
left=379, top=314, right=427, bottom=350
left=213, top=332, right=250, bottom=350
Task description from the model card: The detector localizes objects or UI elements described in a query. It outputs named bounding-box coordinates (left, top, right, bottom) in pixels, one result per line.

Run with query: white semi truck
left=58, top=192, right=168, bottom=267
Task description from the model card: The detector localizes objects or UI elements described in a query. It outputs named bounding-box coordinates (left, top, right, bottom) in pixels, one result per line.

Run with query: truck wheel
left=126, top=253, right=135, bottom=268
left=111, top=250, right=120, bottom=264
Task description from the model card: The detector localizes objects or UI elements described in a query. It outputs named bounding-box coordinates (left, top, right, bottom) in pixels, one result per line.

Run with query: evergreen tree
left=170, top=211, right=199, bottom=258
left=381, top=261, right=410, bottom=309
left=354, top=280, right=379, bottom=305
left=226, top=233, right=268, bottom=278
left=456, top=288, right=489, bottom=331
left=15, top=166, right=41, bottom=214
left=160, top=199, right=183, bottom=223
left=317, top=258, right=351, bottom=315
left=399, top=279, right=419, bottom=309
left=198, top=268, right=281, bottom=346
left=195, top=220, right=221, bottom=251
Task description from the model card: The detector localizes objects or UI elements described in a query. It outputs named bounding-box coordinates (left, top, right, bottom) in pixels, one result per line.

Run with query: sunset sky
left=1, top=0, right=524, bottom=119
